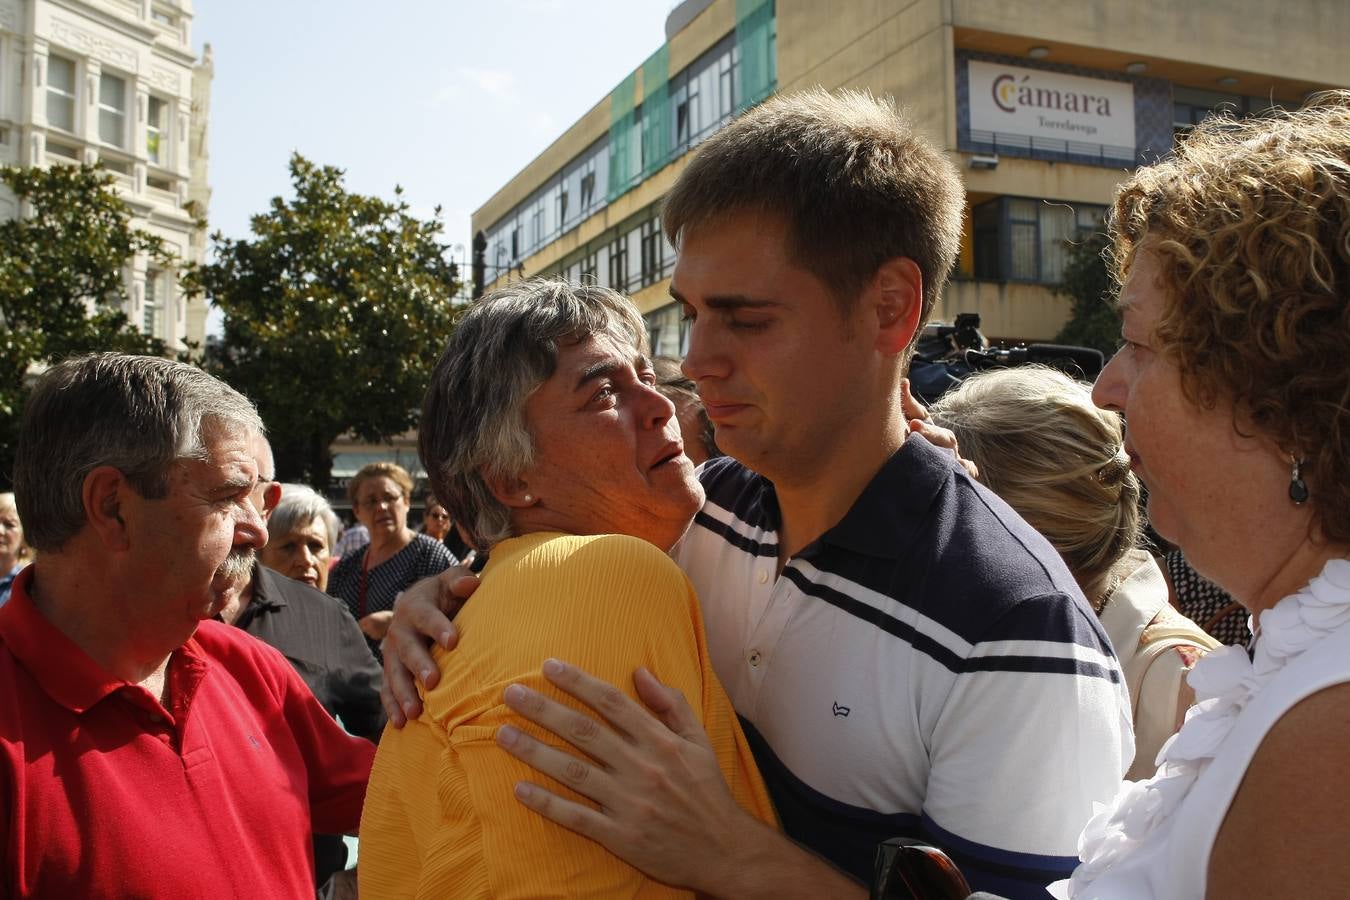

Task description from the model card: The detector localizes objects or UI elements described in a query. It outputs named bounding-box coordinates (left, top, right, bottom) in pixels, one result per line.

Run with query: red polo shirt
left=0, top=567, right=376, bottom=899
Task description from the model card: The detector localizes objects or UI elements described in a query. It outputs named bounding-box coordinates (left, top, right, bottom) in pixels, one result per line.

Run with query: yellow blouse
left=359, top=531, right=777, bottom=898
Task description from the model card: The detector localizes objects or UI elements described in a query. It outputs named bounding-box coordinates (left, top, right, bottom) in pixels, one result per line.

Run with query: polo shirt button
left=748, top=649, right=762, bottom=668
left=757, top=570, right=769, bottom=584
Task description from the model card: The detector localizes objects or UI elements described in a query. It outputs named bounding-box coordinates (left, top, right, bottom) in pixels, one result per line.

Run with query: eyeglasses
left=871, top=837, right=970, bottom=900
left=357, top=492, right=405, bottom=510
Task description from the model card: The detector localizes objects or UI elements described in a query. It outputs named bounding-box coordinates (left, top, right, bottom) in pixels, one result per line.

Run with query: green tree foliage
left=0, top=163, right=169, bottom=488
left=187, top=155, right=459, bottom=490
left=1054, top=229, right=1122, bottom=357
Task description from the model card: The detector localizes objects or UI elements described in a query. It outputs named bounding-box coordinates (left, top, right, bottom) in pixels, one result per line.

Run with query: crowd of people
left=1, top=86, right=1348, bottom=900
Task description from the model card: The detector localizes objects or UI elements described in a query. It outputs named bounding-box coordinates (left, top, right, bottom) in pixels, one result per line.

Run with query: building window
left=640, top=218, right=663, bottom=285
left=579, top=168, right=596, bottom=212
left=99, top=73, right=128, bottom=148
left=972, top=197, right=1105, bottom=284
left=1172, top=86, right=1285, bottom=139
left=608, top=233, right=628, bottom=291
left=530, top=202, right=545, bottom=250
left=674, top=81, right=690, bottom=146
left=147, top=96, right=168, bottom=165
left=46, top=139, right=80, bottom=160
left=143, top=270, right=163, bottom=336
left=46, top=55, right=77, bottom=132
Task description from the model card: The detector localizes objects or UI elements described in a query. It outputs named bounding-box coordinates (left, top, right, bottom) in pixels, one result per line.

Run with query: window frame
left=971, top=196, right=1106, bottom=285
left=146, top=95, right=169, bottom=165
left=143, top=269, right=164, bottom=336
left=46, top=54, right=77, bottom=133
left=98, top=70, right=129, bottom=149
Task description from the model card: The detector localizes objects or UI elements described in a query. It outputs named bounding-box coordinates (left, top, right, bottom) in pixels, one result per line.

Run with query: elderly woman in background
left=329, top=462, right=456, bottom=652
left=931, top=367, right=1216, bottom=779
left=358, top=280, right=775, bottom=898
left=1050, top=94, right=1350, bottom=898
left=261, top=484, right=341, bottom=593
left=0, top=493, right=30, bottom=607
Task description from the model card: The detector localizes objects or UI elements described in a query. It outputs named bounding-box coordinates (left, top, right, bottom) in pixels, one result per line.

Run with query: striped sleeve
left=922, top=592, right=1133, bottom=898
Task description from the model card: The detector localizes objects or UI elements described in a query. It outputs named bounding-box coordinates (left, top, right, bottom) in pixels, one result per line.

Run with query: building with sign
left=471, top=0, right=1348, bottom=345
left=0, top=0, right=212, bottom=350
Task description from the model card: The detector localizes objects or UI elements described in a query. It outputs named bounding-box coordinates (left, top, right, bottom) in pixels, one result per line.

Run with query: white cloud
left=460, top=66, right=518, bottom=101
left=427, top=66, right=519, bottom=109
left=525, top=110, right=558, bottom=136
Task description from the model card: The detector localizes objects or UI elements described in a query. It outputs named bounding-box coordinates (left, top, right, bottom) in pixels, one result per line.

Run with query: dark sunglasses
left=871, top=837, right=971, bottom=900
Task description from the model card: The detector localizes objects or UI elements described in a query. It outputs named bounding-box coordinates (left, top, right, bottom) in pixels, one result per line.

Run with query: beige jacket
left=1100, top=550, right=1221, bottom=780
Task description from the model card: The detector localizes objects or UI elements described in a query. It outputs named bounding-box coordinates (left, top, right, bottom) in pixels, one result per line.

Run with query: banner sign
left=968, top=60, right=1135, bottom=149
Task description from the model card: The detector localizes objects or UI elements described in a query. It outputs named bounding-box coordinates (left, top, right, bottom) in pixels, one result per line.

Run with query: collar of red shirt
left=0, top=565, right=207, bottom=715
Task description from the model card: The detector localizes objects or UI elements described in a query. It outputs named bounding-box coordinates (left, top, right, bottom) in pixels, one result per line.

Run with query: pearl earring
left=522, top=493, right=534, bottom=504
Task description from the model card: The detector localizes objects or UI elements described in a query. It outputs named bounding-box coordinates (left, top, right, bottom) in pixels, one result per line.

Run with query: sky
left=192, top=0, right=676, bottom=326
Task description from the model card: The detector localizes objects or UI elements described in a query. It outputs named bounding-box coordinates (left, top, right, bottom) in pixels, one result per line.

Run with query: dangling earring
left=1289, top=456, right=1309, bottom=505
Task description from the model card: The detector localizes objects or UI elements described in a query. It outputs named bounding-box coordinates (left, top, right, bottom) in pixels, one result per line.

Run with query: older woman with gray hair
left=358, top=280, right=776, bottom=897
left=261, top=484, right=341, bottom=593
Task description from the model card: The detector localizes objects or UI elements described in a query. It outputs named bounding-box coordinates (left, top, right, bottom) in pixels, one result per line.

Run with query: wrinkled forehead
left=554, top=331, right=648, bottom=373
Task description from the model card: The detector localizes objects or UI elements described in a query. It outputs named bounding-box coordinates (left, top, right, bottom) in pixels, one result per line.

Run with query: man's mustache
left=215, top=547, right=256, bottom=583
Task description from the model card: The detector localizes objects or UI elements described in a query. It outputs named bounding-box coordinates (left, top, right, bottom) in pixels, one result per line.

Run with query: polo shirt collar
left=248, top=564, right=287, bottom=610
left=815, top=436, right=954, bottom=560
left=0, top=566, right=207, bottom=715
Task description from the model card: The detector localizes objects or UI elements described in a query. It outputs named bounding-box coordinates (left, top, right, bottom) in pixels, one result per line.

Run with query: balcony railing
left=961, top=128, right=1141, bottom=167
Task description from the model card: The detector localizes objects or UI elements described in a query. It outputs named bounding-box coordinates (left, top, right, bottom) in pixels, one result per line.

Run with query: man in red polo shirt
left=0, top=353, right=375, bottom=899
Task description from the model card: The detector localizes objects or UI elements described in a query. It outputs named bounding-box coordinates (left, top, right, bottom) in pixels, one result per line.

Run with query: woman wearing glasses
left=329, top=462, right=456, bottom=655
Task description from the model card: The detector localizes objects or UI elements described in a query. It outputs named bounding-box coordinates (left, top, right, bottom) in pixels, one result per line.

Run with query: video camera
left=908, top=313, right=1105, bottom=405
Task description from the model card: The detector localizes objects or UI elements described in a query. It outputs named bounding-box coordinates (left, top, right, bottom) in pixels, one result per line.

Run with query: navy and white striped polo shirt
left=674, top=437, right=1133, bottom=899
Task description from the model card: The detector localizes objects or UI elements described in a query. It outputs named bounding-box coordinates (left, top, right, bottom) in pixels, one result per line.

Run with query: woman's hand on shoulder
left=379, top=567, right=480, bottom=726
left=901, top=379, right=979, bottom=479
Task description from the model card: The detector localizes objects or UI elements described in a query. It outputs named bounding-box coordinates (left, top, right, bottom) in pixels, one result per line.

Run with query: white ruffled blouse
left=1051, top=558, right=1350, bottom=899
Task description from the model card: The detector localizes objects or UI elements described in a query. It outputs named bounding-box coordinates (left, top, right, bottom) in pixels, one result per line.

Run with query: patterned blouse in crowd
left=1164, top=550, right=1251, bottom=649
left=328, top=533, right=457, bottom=659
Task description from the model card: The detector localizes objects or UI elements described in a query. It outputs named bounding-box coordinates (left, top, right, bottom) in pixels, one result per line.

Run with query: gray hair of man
left=14, top=352, right=264, bottom=553
left=268, top=484, right=341, bottom=551
left=419, top=278, right=648, bottom=550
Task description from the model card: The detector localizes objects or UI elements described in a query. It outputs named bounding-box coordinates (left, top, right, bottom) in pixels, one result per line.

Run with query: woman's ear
left=481, top=468, right=537, bottom=508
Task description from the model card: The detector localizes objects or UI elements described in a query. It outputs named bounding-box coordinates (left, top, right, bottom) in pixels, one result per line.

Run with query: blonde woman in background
left=931, top=366, right=1216, bottom=779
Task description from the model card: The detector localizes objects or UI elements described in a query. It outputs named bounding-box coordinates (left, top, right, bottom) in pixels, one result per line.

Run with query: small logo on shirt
left=832, top=701, right=851, bottom=718
left=247, top=734, right=262, bottom=750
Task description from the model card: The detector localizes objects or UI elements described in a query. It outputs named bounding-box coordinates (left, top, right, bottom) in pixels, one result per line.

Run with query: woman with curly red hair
left=1056, top=92, right=1350, bottom=898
